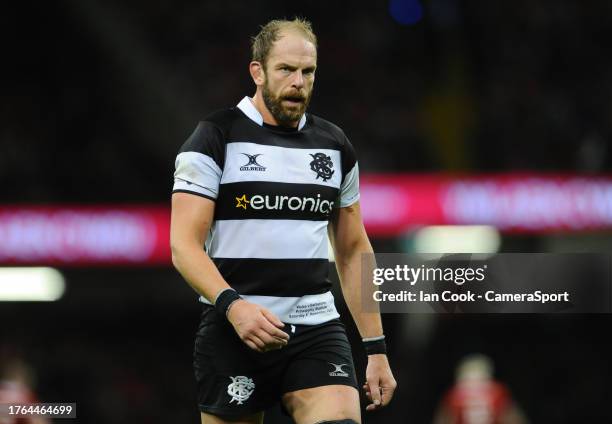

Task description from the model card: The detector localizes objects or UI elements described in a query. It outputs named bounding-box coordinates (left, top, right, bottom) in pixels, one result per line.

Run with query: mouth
left=282, top=96, right=305, bottom=106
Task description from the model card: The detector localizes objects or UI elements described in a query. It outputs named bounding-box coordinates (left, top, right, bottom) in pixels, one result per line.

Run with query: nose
left=291, top=70, right=304, bottom=89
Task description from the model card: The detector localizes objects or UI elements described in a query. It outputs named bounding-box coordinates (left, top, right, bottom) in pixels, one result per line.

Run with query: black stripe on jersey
left=228, top=117, right=341, bottom=151
left=179, top=120, right=226, bottom=169
left=172, top=189, right=216, bottom=202
left=340, top=136, right=358, bottom=181
left=225, top=136, right=339, bottom=151
left=216, top=182, right=339, bottom=221
left=212, top=258, right=331, bottom=296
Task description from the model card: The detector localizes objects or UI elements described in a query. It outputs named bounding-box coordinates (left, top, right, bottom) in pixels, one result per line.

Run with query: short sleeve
left=339, top=135, right=360, bottom=207
left=173, top=122, right=225, bottom=200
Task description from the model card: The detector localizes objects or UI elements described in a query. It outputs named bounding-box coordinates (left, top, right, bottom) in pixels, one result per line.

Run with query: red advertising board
left=360, top=173, right=612, bottom=236
left=1, top=174, right=611, bottom=265
left=0, top=205, right=171, bottom=266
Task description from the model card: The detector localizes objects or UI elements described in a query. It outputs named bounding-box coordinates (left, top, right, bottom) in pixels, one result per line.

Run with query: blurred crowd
left=2, top=0, right=611, bottom=203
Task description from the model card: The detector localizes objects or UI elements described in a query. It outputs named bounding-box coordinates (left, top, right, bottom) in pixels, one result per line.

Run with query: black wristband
left=214, top=289, right=242, bottom=318
left=363, top=336, right=387, bottom=355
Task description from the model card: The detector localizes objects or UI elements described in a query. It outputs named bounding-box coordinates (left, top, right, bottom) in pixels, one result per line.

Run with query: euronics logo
left=234, top=194, right=334, bottom=214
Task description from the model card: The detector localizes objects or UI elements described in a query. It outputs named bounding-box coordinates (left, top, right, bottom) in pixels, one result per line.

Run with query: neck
left=251, top=91, right=299, bottom=128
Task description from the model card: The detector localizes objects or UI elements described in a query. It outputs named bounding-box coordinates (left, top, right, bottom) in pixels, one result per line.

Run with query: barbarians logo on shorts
left=240, top=153, right=266, bottom=171
left=328, top=363, right=350, bottom=377
left=227, top=376, right=255, bottom=405
left=309, top=153, right=335, bottom=182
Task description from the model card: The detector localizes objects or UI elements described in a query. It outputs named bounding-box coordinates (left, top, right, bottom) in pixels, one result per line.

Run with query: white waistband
left=200, top=291, right=339, bottom=325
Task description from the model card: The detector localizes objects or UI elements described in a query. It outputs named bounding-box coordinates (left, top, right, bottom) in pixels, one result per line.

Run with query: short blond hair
left=251, top=18, right=317, bottom=68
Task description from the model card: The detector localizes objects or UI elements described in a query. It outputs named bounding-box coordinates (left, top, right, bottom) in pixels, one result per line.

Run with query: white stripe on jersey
left=208, top=219, right=329, bottom=259
left=200, top=290, right=339, bottom=325
left=174, top=151, right=222, bottom=198
left=221, top=142, right=342, bottom=188
left=340, top=163, right=360, bottom=207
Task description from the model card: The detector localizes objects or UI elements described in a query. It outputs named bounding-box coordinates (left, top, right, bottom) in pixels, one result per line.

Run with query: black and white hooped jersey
left=173, top=97, right=360, bottom=325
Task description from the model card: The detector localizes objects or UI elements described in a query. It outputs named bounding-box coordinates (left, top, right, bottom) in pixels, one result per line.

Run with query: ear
left=249, top=61, right=265, bottom=86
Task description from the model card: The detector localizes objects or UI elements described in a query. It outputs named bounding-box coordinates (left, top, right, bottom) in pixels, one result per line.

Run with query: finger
left=249, top=334, right=267, bottom=350
left=261, top=320, right=290, bottom=341
left=364, top=380, right=379, bottom=411
left=381, top=387, right=392, bottom=406
left=381, top=384, right=396, bottom=406
left=261, top=318, right=290, bottom=338
left=256, top=329, right=286, bottom=350
left=366, top=399, right=382, bottom=412
left=368, top=379, right=382, bottom=407
left=244, top=339, right=263, bottom=353
left=272, top=335, right=289, bottom=346
left=365, top=400, right=380, bottom=411
left=260, top=308, right=285, bottom=328
left=365, top=396, right=382, bottom=411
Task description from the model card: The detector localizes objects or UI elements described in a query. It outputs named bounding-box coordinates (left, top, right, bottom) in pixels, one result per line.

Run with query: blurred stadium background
left=2, top=0, right=612, bottom=422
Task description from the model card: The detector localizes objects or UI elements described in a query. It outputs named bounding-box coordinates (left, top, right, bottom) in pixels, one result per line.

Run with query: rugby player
left=170, top=18, right=396, bottom=424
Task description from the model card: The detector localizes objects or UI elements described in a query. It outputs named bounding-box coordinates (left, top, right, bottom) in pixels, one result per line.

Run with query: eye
left=280, top=66, right=291, bottom=73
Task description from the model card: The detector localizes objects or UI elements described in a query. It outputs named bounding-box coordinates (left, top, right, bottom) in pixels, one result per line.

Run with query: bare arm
left=328, top=201, right=397, bottom=410
left=328, top=201, right=381, bottom=338
left=170, top=192, right=289, bottom=352
left=170, top=192, right=231, bottom=301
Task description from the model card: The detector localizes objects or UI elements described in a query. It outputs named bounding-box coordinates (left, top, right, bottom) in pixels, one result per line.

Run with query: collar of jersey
left=237, top=96, right=307, bottom=131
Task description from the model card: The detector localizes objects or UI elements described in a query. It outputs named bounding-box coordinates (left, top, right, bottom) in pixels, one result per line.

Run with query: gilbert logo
left=240, top=153, right=266, bottom=171
left=328, top=363, right=349, bottom=377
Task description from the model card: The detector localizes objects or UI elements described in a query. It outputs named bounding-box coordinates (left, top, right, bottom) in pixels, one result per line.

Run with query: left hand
left=363, top=354, right=397, bottom=411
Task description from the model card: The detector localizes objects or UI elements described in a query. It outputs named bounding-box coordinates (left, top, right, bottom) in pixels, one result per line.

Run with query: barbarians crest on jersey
left=227, top=376, right=255, bottom=404
left=240, top=153, right=266, bottom=171
left=309, top=153, right=334, bottom=182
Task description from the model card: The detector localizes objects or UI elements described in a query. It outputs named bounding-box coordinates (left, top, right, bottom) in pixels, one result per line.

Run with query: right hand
left=226, top=299, right=290, bottom=353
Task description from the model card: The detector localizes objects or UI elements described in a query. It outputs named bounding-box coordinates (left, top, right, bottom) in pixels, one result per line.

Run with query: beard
left=262, top=82, right=312, bottom=127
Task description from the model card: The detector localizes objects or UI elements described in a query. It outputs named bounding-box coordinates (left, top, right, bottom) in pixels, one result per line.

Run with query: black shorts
left=193, top=305, right=358, bottom=416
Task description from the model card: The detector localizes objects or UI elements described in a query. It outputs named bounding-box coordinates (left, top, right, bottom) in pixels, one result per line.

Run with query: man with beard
left=171, top=18, right=396, bottom=424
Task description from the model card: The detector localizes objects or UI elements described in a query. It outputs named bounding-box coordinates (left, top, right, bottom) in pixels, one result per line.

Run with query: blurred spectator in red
left=434, top=354, right=528, bottom=424
left=0, top=352, right=49, bottom=424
